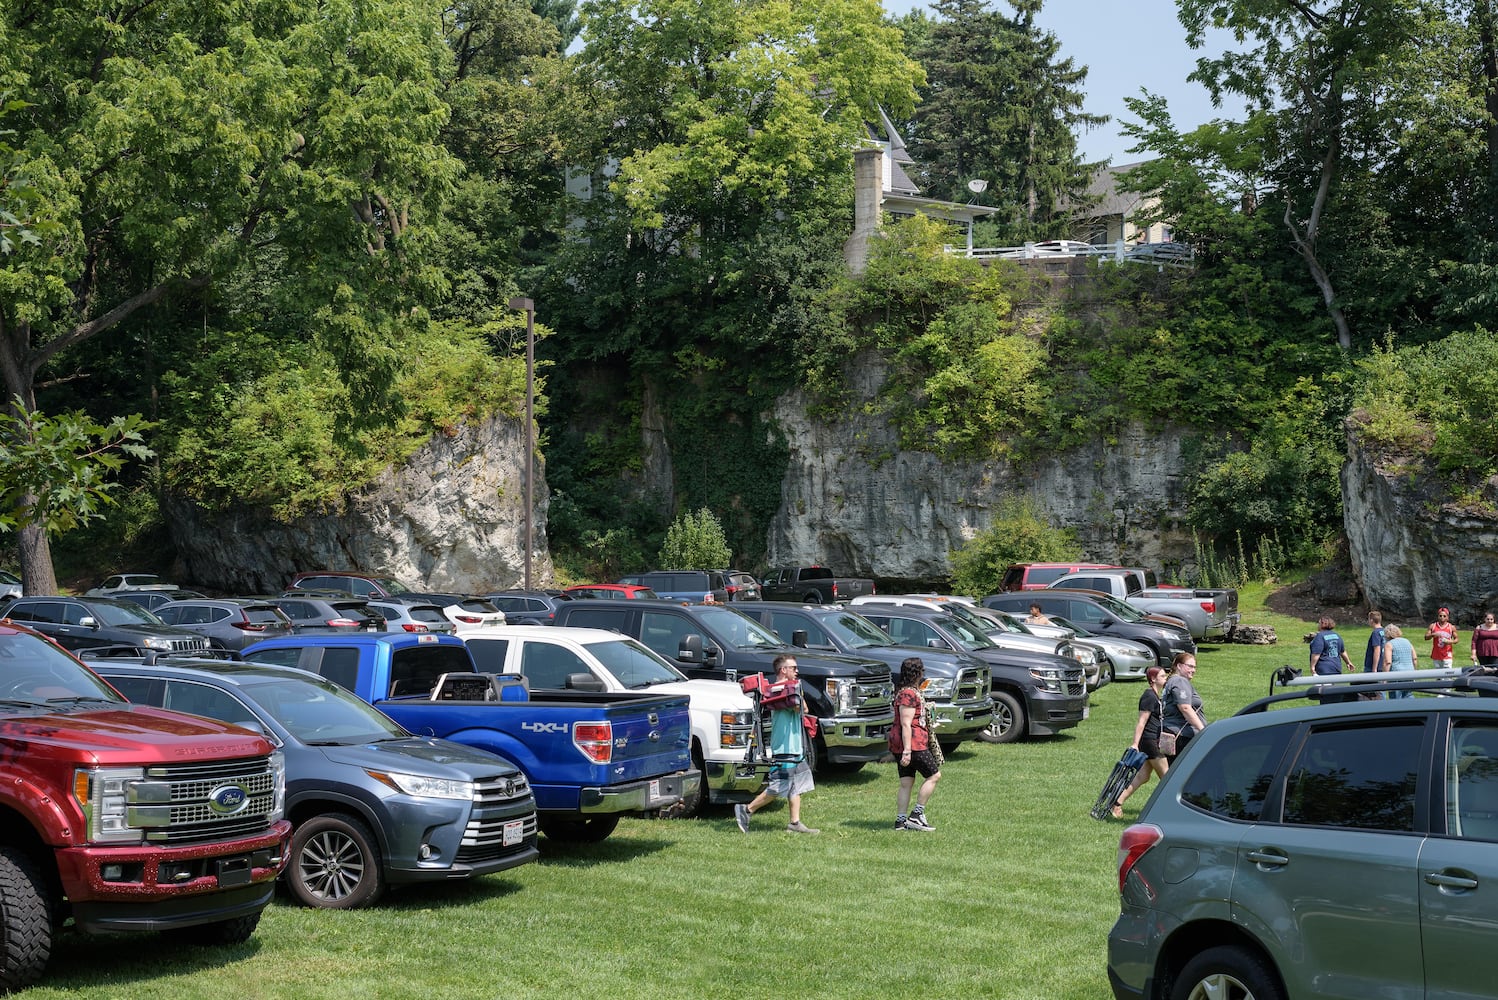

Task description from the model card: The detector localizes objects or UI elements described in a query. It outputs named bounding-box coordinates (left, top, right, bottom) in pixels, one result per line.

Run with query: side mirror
left=80, top=616, right=98, bottom=629
left=565, top=672, right=606, bottom=692
left=791, top=629, right=809, bottom=648
left=678, top=633, right=704, bottom=664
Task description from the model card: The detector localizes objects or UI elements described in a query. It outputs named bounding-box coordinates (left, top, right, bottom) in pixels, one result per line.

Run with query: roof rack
left=78, top=646, right=243, bottom=665
left=1240, top=665, right=1498, bottom=714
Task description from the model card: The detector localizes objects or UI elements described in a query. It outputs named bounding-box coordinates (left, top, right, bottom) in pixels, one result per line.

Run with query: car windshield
left=245, top=675, right=405, bottom=744
left=946, top=602, right=1010, bottom=634
left=373, top=577, right=414, bottom=596
left=696, top=605, right=784, bottom=649
left=932, top=614, right=995, bottom=651
left=90, top=600, right=168, bottom=627
left=1090, top=593, right=1148, bottom=621
left=0, top=631, right=124, bottom=707
left=0, top=570, right=19, bottom=585
left=819, top=612, right=895, bottom=649
left=591, top=638, right=686, bottom=687
left=1048, top=615, right=1095, bottom=638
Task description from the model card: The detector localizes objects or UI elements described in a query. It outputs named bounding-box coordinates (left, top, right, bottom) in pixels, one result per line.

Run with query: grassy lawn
left=27, top=588, right=1347, bottom=1000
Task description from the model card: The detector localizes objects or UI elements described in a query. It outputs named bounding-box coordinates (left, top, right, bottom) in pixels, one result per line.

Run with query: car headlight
left=720, top=709, right=756, bottom=746
left=1029, top=669, right=1063, bottom=693
left=921, top=676, right=955, bottom=699
left=75, top=766, right=148, bottom=844
left=142, top=636, right=173, bottom=651
left=270, top=751, right=286, bottom=820
left=1074, top=647, right=1098, bottom=668
left=367, top=770, right=474, bottom=801
left=824, top=679, right=856, bottom=714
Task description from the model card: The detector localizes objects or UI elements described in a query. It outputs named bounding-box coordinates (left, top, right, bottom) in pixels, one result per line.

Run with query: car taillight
left=455, top=614, right=483, bottom=624
left=1117, top=823, right=1163, bottom=892
left=831, top=582, right=839, bottom=598
left=1199, top=600, right=1216, bottom=614
left=327, top=618, right=359, bottom=628
left=232, top=621, right=268, bottom=631
left=401, top=622, right=429, bottom=632
left=573, top=722, right=613, bottom=763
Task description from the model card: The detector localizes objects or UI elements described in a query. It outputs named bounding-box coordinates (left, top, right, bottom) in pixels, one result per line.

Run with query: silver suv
left=1108, top=672, right=1498, bottom=1000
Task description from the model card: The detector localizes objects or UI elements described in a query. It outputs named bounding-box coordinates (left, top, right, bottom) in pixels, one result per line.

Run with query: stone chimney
left=843, top=146, right=884, bottom=274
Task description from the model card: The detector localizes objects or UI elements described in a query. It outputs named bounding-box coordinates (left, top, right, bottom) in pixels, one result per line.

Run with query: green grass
left=26, top=592, right=1342, bottom=1000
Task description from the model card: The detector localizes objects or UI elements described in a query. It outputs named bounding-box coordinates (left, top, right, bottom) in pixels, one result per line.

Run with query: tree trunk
left=16, top=522, right=55, bottom=596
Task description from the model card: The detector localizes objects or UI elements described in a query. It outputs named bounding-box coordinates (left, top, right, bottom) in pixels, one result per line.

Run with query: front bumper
left=1026, top=691, right=1087, bottom=736
left=703, top=755, right=770, bottom=803
left=931, top=700, right=995, bottom=743
left=819, top=711, right=895, bottom=763
left=59, top=820, right=291, bottom=934
left=576, top=768, right=700, bottom=814
left=385, top=792, right=540, bottom=884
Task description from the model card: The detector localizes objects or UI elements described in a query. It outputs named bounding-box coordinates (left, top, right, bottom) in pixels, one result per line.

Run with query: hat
left=1439, top=607, right=1450, bottom=614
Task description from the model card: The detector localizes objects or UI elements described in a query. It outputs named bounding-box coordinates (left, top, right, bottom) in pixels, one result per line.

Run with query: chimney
left=843, top=146, right=884, bottom=274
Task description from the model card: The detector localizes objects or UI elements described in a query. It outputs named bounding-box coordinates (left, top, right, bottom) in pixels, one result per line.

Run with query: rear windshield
left=388, top=644, right=478, bottom=698
left=244, top=606, right=288, bottom=624
left=643, top=572, right=708, bottom=590
left=1027, top=567, right=1069, bottom=586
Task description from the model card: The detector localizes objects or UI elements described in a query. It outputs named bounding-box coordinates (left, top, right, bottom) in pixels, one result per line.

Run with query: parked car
left=760, top=566, right=875, bottom=604
left=561, top=583, right=659, bottom=601
left=1047, top=569, right=1240, bottom=640
left=616, top=571, right=730, bottom=603
left=423, top=595, right=506, bottom=633
left=0, top=595, right=212, bottom=654
left=367, top=600, right=457, bottom=635
left=286, top=571, right=491, bottom=616
left=982, top=591, right=1195, bottom=669
left=113, top=588, right=208, bottom=613
left=1000, top=562, right=1119, bottom=591
left=83, top=573, right=179, bottom=596
left=722, top=570, right=762, bottom=602
left=152, top=598, right=295, bottom=651
left=484, top=591, right=573, bottom=625
left=270, top=593, right=387, bottom=634
left=0, top=569, right=21, bottom=601
left=1045, top=614, right=1155, bottom=682
left=1108, top=671, right=1498, bottom=1000
left=90, top=656, right=539, bottom=910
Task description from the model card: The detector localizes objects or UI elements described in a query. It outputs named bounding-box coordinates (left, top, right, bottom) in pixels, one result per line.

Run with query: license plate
left=502, top=820, right=524, bottom=846
left=1083, top=705, right=1091, bottom=719
left=649, top=779, right=661, bottom=803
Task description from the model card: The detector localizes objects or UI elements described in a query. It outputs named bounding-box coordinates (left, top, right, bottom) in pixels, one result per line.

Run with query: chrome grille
left=457, top=811, right=538, bottom=862
left=853, top=672, right=894, bottom=717
left=142, top=756, right=279, bottom=845
left=474, top=774, right=531, bottom=803
left=955, top=668, right=988, bottom=703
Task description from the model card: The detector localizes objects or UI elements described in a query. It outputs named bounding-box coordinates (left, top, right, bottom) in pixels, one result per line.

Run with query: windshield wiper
left=45, top=695, right=124, bottom=708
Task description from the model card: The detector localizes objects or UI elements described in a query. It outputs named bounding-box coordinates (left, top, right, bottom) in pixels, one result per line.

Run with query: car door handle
left=1245, top=849, right=1289, bottom=868
left=1425, top=870, right=1479, bottom=891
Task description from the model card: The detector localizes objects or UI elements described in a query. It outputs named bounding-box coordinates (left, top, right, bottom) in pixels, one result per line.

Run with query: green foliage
left=1350, top=327, right=1498, bottom=483
left=659, top=507, right=732, bottom=570
left=0, top=399, right=154, bottom=536
left=949, top=497, right=1080, bottom=597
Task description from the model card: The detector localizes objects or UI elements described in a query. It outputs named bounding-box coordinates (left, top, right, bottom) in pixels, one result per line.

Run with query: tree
left=949, top=497, right=1080, bottom=597
left=901, top=0, right=1104, bottom=241
left=659, top=508, right=732, bottom=571
left=1, top=0, right=462, bottom=584
left=0, top=400, right=153, bottom=592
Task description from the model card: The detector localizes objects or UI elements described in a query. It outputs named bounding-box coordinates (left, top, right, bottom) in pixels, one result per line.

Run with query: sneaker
left=905, top=813, right=936, bottom=832
left=786, top=821, right=821, bottom=835
left=894, top=820, right=908, bottom=831
left=734, top=804, right=750, bottom=834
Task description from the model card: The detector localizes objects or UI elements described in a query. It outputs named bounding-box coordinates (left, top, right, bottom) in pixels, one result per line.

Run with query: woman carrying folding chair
left=1110, top=664, right=1173, bottom=818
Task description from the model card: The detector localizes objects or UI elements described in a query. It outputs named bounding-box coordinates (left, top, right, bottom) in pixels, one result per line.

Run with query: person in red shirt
left=1426, top=607, right=1458, bottom=667
left=889, top=657, right=942, bottom=832
left=1471, top=612, right=1498, bottom=668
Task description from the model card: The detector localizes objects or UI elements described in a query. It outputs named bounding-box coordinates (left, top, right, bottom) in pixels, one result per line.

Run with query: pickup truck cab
left=760, top=566, right=875, bottom=604
left=462, top=626, right=764, bottom=816
left=242, top=632, right=697, bottom=843
left=89, top=656, right=539, bottom=909
left=0, top=623, right=290, bottom=990
left=552, top=600, right=894, bottom=773
left=1046, top=571, right=1240, bottom=640
left=853, top=604, right=1089, bottom=744
left=734, top=603, right=993, bottom=751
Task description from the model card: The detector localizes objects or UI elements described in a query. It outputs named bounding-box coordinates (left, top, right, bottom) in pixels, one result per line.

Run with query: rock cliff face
left=165, top=413, right=551, bottom=594
left=765, top=368, right=1198, bottom=580
left=1342, top=425, right=1498, bottom=622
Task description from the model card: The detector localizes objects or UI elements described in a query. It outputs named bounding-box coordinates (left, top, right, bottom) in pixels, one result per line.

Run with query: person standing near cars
left=735, top=655, right=819, bottom=835
left=1471, top=612, right=1498, bottom=669
left=889, top=657, right=941, bottom=832
left=1426, top=607, right=1458, bottom=668
left=1162, top=652, right=1206, bottom=756
left=1365, top=611, right=1388, bottom=674
left=1112, top=665, right=1172, bottom=818
left=1383, top=624, right=1418, bottom=698
left=1310, top=616, right=1356, bottom=703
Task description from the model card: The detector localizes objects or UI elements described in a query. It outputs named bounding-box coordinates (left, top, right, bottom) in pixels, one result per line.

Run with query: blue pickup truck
left=242, top=633, right=699, bottom=843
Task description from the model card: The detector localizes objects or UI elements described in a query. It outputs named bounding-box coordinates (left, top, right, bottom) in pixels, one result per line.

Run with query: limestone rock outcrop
left=165, top=413, right=550, bottom=594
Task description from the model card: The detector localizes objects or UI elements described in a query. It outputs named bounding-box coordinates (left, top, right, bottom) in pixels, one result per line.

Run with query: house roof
left=1080, top=162, right=1155, bottom=219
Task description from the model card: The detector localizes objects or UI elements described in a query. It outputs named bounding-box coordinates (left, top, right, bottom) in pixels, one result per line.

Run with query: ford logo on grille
left=208, top=784, right=249, bottom=815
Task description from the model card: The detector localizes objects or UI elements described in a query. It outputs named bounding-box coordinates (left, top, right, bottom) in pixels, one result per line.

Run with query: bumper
left=59, top=820, right=292, bottom=934
left=1203, top=613, right=1241, bottom=639
left=932, top=701, right=995, bottom=743
left=703, top=756, right=770, bottom=803
left=1110, top=652, right=1155, bottom=680
left=385, top=795, right=540, bottom=884
left=576, top=768, right=700, bottom=814
left=1026, top=692, right=1087, bottom=736
left=819, top=712, right=895, bottom=764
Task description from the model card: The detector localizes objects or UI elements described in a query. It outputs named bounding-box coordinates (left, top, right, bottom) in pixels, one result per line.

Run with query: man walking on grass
left=735, top=655, right=819, bottom=835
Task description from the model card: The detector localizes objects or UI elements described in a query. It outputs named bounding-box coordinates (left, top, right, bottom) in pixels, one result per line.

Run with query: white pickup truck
left=460, top=626, right=765, bottom=816
left=1046, top=571, right=1240, bottom=640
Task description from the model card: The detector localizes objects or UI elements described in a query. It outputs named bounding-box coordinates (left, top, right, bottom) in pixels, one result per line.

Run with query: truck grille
left=167, top=637, right=211, bottom=653
left=1063, top=667, right=1086, bottom=698
left=458, top=811, right=538, bottom=862
left=473, top=774, right=531, bottom=804
left=854, top=672, right=894, bottom=717
left=142, top=756, right=279, bottom=845
left=955, top=668, right=987, bottom=703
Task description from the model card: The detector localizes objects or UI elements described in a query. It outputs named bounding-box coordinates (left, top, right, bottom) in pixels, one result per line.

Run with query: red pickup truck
left=0, top=622, right=291, bottom=990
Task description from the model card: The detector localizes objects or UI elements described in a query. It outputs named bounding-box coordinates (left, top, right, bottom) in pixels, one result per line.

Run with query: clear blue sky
left=885, top=0, right=1239, bottom=166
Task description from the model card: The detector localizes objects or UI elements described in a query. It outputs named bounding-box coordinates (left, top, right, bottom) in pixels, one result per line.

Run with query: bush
left=949, top=498, right=1081, bottom=597
left=659, top=507, right=732, bottom=570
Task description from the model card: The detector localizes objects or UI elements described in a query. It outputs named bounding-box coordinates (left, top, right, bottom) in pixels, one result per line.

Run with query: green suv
left=1108, top=672, right=1498, bottom=1000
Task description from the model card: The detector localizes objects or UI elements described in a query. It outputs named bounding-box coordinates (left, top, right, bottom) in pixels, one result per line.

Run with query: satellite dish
left=967, top=178, right=988, bottom=194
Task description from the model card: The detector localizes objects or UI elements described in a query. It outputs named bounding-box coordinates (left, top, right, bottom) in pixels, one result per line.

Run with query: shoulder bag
left=1156, top=693, right=1178, bottom=757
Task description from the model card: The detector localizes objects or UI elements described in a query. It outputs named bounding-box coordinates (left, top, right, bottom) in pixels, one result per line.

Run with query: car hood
left=320, top=736, right=522, bottom=779
left=646, top=678, right=754, bottom=710
left=0, top=706, right=272, bottom=762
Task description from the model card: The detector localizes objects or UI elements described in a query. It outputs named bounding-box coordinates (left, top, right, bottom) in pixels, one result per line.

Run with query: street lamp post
left=506, top=296, right=535, bottom=592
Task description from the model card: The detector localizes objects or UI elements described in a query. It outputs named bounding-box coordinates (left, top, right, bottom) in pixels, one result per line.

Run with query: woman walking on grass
left=1112, top=665, right=1171, bottom=818
left=890, top=657, right=941, bottom=832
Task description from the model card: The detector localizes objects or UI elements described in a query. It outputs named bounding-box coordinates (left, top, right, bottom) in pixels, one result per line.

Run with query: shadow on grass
left=44, top=924, right=266, bottom=993
left=534, top=836, right=673, bottom=868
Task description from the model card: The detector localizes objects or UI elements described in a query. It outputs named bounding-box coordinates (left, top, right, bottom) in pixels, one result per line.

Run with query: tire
left=1170, top=945, right=1285, bottom=1000
left=0, top=846, right=53, bottom=992
left=539, top=815, right=621, bottom=843
left=287, top=813, right=386, bottom=909
left=166, top=912, right=261, bottom=947
left=1105, top=657, right=1117, bottom=684
left=802, top=592, right=822, bottom=604
left=976, top=691, right=1026, bottom=744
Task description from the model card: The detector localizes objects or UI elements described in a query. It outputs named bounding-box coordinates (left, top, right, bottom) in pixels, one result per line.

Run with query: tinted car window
left=1181, top=726, right=1293, bottom=822
left=466, top=637, right=511, bottom=674
left=1448, top=722, right=1498, bottom=841
left=387, top=644, right=477, bottom=698
left=769, top=611, right=830, bottom=647
left=318, top=647, right=363, bottom=691
left=1284, top=722, right=1422, bottom=832
left=166, top=681, right=256, bottom=725
left=519, top=643, right=591, bottom=689
left=639, top=610, right=702, bottom=660
left=561, top=606, right=629, bottom=630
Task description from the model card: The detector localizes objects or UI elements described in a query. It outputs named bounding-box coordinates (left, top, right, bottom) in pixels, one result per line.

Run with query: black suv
left=0, top=595, right=210, bottom=654
left=1108, top=671, right=1498, bottom=1000
left=983, top=590, right=1194, bottom=668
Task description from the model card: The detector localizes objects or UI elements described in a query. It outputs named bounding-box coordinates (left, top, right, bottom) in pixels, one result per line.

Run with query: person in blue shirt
left=1311, top=616, right=1356, bottom=703
left=1364, top=611, right=1387, bottom=673
left=734, top=655, right=819, bottom=835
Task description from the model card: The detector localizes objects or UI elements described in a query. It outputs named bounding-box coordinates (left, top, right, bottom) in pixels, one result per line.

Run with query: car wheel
left=802, top=592, right=822, bottom=604
left=0, top=846, right=52, bottom=992
left=539, top=816, right=621, bottom=843
left=976, top=691, right=1025, bottom=744
left=287, top=813, right=386, bottom=909
left=1170, top=945, right=1284, bottom=1000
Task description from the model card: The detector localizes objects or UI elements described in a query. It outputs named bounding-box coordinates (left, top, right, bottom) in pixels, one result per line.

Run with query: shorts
left=1138, top=737, right=1168, bottom=760
left=897, top=748, right=941, bottom=779
left=766, top=759, right=814, bottom=798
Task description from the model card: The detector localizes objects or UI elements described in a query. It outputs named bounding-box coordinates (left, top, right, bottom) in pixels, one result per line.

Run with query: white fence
left=946, top=239, right=1195, bottom=270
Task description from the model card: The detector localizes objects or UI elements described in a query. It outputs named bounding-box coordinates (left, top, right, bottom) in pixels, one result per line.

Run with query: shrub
left=659, top=507, right=732, bottom=570
left=949, top=498, right=1081, bottom=597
